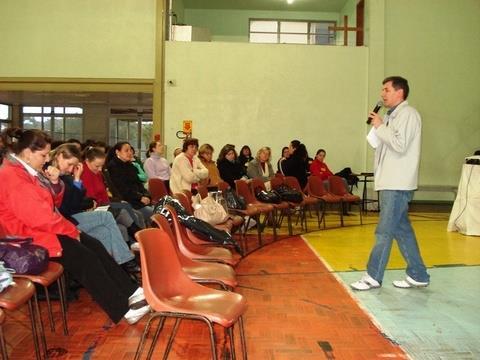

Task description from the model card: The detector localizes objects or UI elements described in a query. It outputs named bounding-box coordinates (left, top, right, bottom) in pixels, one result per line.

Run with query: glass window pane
left=54, top=107, right=64, bottom=114
left=43, top=116, right=52, bottom=134
left=43, top=107, right=52, bottom=113
left=23, top=106, right=42, bottom=114
left=250, top=20, right=277, bottom=32
left=281, top=21, right=307, bottom=34
left=65, top=117, right=83, bottom=141
left=54, top=117, right=64, bottom=140
left=141, top=120, right=153, bottom=160
left=0, top=104, right=9, bottom=120
left=117, top=120, right=128, bottom=142
left=250, top=33, right=277, bottom=43
left=65, top=107, right=83, bottom=114
left=1, top=122, right=9, bottom=131
left=109, top=118, right=118, bottom=145
left=129, top=121, right=138, bottom=150
left=23, top=116, right=42, bottom=129
left=280, top=33, right=308, bottom=44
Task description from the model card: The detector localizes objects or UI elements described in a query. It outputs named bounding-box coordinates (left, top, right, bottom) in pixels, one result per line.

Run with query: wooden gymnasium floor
left=2, top=208, right=479, bottom=359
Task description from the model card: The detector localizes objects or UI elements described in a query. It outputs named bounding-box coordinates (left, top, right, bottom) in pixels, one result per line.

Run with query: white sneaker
left=124, top=300, right=150, bottom=325
left=393, top=275, right=429, bottom=289
left=128, top=287, right=145, bottom=306
left=350, top=273, right=381, bottom=291
left=130, top=242, right=140, bottom=252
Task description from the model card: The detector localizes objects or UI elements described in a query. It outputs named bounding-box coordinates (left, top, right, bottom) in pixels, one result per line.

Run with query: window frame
left=249, top=18, right=337, bottom=45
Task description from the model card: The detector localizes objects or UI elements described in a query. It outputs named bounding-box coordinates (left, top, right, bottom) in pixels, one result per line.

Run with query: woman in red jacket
left=0, top=128, right=149, bottom=325
left=309, top=149, right=334, bottom=181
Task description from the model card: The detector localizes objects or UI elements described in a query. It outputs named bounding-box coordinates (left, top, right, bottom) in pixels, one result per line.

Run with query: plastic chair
left=163, top=205, right=239, bottom=267
left=134, top=228, right=248, bottom=360
left=148, top=178, right=169, bottom=205
left=283, top=176, right=321, bottom=232
left=235, top=179, right=277, bottom=244
left=250, top=177, right=293, bottom=236
left=14, top=262, right=69, bottom=336
left=151, top=214, right=237, bottom=290
left=328, top=176, right=363, bottom=226
left=306, top=175, right=344, bottom=227
left=0, top=278, right=46, bottom=360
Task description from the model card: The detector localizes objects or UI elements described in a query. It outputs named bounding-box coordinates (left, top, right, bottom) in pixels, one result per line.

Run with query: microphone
left=366, top=101, right=383, bottom=124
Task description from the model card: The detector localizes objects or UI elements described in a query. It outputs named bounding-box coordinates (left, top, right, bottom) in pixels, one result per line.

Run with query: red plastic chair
left=163, top=205, right=239, bottom=267
left=250, top=177, right=293, bottom=235
left=134, top=228, right=248, bottom=360
left=328, top=176, right=363, bottom=226
left=151, top=214, right=237, bottom=290
left=283, top=176, right=321, bottom=231
left=148, top=178, right=169, bottom=205
left=306, top=175, right=344, bottom=227
left=0, top=279, right=46, bottom=360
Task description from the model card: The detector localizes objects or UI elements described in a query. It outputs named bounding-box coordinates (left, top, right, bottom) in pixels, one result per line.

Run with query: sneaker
left=124, top=299, right=150, bottom=325
left=130, top=242, right=140, bottom=252
left=350, top=273, right=381, bottom=291
left=128, top=287, right=145, bottom=307
left=393, top=275, right=429, bottom=289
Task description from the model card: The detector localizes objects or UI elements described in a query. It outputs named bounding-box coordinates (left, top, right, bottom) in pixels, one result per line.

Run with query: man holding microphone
left=351, top=76, right=430, bottom=291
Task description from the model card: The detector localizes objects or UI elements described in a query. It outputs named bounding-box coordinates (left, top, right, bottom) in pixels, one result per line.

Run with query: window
left=0, top=104, right=12, bottom=131
left=249, top=19, right=336, bottom=45
left=22, top=106, right=83, bottom=141
left=109, top=108, right=152, bottom=160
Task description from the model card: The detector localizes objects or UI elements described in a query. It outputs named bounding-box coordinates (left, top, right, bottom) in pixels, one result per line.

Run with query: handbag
left=192, top=194, right=229, bottom=225
left=254, top=187, right=282, bottom=204
left=275, top=184, right=303, bottom=203
left=0, top=237, right=49, bottom=275
left=224, top=188, right=246, bottom=210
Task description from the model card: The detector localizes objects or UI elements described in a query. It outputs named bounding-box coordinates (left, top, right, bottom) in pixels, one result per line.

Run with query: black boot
left=121, top=259, right=141, bottom=274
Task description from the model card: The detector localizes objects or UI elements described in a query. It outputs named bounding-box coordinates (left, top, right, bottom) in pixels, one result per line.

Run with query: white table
left=447, top=164, right=480, bottom=236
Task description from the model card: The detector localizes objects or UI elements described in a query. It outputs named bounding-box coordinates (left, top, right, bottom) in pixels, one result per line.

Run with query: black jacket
left=217, top=158, right=246, bottom=189
left=282, top=154, right=309, bottom=189
left=106, top=156, right=150, bottom=209
left=58, top=174, right=94, bottom=221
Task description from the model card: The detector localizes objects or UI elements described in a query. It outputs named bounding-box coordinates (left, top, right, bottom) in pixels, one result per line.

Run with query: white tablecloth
left=447, top=164, right=480, bottom=236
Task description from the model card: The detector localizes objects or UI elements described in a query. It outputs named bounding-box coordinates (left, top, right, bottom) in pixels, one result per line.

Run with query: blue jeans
left=72, top=211, right=134, bottom=265
left=367, top=190, right=429, bottom=284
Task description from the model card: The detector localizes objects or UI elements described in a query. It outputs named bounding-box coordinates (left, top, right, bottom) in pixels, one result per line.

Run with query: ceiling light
left=287, top=0, right=294, bottom=4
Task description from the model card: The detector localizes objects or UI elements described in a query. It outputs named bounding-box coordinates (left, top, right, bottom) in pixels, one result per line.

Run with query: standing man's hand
left=369, top=112, right=384, bottom=128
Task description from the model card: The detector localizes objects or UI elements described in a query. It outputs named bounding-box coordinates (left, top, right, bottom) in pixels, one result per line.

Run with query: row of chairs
left=133, top=207, right=247, bottom=360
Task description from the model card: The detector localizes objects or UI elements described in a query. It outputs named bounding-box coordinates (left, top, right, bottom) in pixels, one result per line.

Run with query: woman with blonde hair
left=198, top=143, right=222, bottom=189
left=247, top=146, right=275, bottom=182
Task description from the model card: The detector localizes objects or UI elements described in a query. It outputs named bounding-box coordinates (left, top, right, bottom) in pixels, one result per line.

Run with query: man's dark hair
left=290, top=140, right=301, bottom=150
left=383, top=76, right=409, bottom=99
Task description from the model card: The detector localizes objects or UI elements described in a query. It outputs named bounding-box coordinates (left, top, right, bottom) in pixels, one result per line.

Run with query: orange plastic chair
left=163, top=205, right=239, bottom=267
left=151, top=214, right=237, bottom=290
left=250, top=177, right=293, bottom=236
left=283, top=176, right=321, bottom=231
left=306, top=175, right=344, bottom=227
left=148, top=178, right=169, bottom=205
left=0, top=278, right=46, bottom=360
left=235, top=179, right=276, bottom=243
left=328, top=175, right=363, bottom=225
left=134, top=228, right=248, bottom=360
left=15, top=262, right=69, bottom=335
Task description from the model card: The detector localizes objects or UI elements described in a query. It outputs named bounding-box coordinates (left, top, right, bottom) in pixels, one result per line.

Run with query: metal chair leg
left=162, top=318, right=181, bottom=360
left=27, top=299, right=41, bottom=360
left=43, top=286, right=55, bottom=333
left=206, top=320, right=218, bottom=360
left=135, top=314, right=163, bottom=360
left=0, top=324, right=8, bottom=360
left=228, top=326, right=236, bottom=360
left=57, top=275, right=69, bottom=335
left=146, top=316, right=166, bottom=360
left=238, top=316, right=247, bottom=360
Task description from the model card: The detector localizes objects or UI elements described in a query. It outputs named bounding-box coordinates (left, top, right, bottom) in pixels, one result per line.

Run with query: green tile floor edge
left=337, top=267, right=480, bottom=360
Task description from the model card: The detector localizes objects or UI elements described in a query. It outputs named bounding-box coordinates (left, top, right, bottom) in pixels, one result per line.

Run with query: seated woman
left=51, top=144, right=139, bottom=274
left=247, top=146, right=275, bottom=182
left=198, top=143, right=222, bottom=189
left=217, top=144, right=248, bottom=189
left=81, top=146, right=144, bottom=232
left=0, top=128, right=149, bottom=325
left=170, top=138, right=208, bottom=194
left=237, top=145, right=254, bottom=171
left=143, top=141, right=170, bottom=190
left=310, top=149, right=334, bottom=181
left=277, top=146, right=290, bottom=174
left=106, top=142, right=153, bottom=225
left=282, top=140, right=309, bottom=189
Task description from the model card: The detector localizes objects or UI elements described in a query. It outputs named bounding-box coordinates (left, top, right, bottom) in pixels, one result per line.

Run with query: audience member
left=282, top=140, right=309, bottom=189
left=247, top=146, right=275, bottom=182
left=277, top=146, right=289, bottom=174
left=143, top=141, right=170, bottom=189
left=0, top=128, right=149, bottom=324
left=217, top=144, right=248, bottom=189
left=237, top=145, right=254, bottom=170
left=198, top=143, right=222, bottom=189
